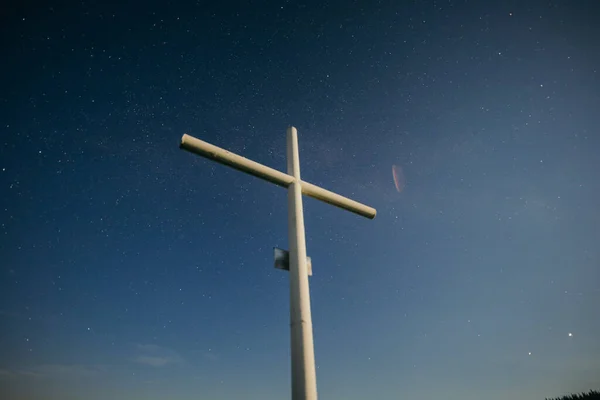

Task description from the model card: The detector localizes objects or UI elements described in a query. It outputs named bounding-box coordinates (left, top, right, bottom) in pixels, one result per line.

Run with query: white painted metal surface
left=180, top=133, right=376, bottom=219
left=179, top=127, right=376, bottom=400
left=286, top=126, right=317, bottom=400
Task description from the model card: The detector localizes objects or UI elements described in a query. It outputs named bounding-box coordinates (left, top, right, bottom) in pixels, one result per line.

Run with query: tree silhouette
left=546, top=390, right=600, bottom=400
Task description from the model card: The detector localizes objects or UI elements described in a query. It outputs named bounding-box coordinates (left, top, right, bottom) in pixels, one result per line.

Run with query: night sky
left=1, top=1, right=599, bottom=399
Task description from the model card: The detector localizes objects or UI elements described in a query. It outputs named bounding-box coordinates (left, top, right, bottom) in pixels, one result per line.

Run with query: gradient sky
left=1, top=1, right=599, bottom=399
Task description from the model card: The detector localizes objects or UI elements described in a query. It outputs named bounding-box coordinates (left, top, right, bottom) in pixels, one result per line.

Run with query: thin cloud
left=132, top=343, right=184, bottom=367
left=135, top=344, right=163, bottom=352
left=134, top=355, right=180, bottom=367
left=0, top=364, right=106, bottom=379
left=0, top=369, right=16, bottom=379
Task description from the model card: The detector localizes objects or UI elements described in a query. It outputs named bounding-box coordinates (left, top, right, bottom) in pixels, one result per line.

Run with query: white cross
left=180, top=126, right=376, bottom=400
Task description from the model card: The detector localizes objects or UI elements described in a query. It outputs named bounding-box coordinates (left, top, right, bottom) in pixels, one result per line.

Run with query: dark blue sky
left=1, top=1, right=599, bottom=399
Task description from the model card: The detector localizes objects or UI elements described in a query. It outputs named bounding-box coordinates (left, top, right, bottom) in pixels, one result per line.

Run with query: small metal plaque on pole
left=274, top=247, right=312, bottom=276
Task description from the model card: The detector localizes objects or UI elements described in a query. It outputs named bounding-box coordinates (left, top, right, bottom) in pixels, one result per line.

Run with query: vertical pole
left=287, top=126, right=318, bottom=400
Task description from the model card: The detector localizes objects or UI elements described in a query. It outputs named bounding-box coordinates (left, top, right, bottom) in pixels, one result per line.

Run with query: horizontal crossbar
left=180, top=134, right=376, bottom=219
